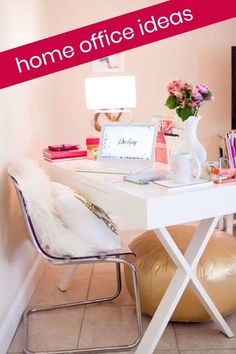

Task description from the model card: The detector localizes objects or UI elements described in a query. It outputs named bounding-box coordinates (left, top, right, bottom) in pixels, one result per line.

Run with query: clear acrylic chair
left=10, top=176, right=142, bottom=354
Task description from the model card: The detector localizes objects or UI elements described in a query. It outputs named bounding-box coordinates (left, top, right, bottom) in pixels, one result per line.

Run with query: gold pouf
left=124, top=225, right=236, bottom=322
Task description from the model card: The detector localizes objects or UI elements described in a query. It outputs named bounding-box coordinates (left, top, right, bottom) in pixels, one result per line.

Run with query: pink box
left=155, top=132, right=168, bottom=164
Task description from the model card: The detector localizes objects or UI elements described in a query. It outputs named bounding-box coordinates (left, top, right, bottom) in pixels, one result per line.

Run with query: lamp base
left=94, top=109, right=132, bottom=131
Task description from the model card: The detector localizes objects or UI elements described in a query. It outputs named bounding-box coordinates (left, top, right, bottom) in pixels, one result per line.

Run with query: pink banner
left=0, top=0, right=235, bottom=89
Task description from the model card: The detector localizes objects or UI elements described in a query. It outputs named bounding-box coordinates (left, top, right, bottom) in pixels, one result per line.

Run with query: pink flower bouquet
left=165, top=79, right=214, bottom=121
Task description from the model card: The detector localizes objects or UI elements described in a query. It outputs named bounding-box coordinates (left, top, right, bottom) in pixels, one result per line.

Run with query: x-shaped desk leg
left=136, top=217, right=234, bottom=354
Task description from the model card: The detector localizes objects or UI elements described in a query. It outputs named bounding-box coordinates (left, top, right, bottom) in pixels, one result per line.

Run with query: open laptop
left=76, top=123, right=157, bottom=175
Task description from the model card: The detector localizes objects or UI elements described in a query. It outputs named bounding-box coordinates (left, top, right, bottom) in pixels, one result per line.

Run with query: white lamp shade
left=85, top=76, right=136, bottom=110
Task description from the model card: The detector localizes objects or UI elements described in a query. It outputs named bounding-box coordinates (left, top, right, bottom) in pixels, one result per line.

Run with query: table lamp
left=85, top=75, right=136, bottom=131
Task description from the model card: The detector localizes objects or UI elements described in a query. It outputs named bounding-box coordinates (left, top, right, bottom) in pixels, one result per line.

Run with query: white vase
left=176, top=116, right=207, bottom=164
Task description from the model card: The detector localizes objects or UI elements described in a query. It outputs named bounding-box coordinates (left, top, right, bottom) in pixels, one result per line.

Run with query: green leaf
left=184, top=97, right=191, bottom=105
left=165, top=95, right=178, bottom=109
left=176, top=107, right=193, bottom=121
left=185, top=90, right=191, bottom=99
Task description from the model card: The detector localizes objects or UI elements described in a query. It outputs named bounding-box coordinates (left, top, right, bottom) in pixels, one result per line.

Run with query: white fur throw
left=8, top=159, right=121, bottom=257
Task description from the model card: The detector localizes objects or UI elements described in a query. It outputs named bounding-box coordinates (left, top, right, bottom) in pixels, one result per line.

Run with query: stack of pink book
left=43, top=144, right=87, bottom=162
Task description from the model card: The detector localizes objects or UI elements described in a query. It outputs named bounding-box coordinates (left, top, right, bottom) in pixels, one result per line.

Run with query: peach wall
left=40, top=1, right=236, bottom=160
left=0, top=0, right=51, bottom=349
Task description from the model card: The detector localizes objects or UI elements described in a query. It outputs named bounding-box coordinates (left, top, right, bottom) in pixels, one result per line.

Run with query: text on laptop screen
left=100, top=124, right=156, bottom=160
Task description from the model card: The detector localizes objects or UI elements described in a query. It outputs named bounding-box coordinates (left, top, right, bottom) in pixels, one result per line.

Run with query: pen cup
left=219, top=157, right=231, bottom=168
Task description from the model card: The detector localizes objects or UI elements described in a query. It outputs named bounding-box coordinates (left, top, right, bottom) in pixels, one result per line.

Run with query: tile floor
left=7, top=261, right=236, bottom=354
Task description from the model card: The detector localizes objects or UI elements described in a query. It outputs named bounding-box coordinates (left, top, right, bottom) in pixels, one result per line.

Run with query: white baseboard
left=0, top=255, right=45, bottom=354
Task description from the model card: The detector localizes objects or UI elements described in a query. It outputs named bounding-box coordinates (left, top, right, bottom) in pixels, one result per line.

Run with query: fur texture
left=8, top=159, right=120, bottom=256
left=53, top=182, right=121, bottom=251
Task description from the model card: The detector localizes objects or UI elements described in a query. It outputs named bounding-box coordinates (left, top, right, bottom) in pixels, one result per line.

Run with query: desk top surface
left=44, top=160, right=236, bottom=230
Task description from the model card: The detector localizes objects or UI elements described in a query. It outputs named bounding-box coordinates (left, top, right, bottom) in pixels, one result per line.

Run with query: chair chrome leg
left=23, top=258, right=142, bottom=354
left=107, top=262, right=122, bottom=300
left=118, top=259, right=143, bottom=346
left=128, top=261, right=143, bottom=345
left=59, top=262, right=122, bottom=302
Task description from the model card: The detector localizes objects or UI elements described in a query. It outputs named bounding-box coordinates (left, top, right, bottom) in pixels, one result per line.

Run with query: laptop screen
left=99, top=124, right=156, bottom=161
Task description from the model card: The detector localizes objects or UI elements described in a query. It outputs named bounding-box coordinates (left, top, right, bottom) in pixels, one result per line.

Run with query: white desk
left=44, top=160, right=236, bottom=354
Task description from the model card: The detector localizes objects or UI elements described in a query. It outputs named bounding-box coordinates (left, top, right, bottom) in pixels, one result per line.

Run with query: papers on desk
left=123, top=169, right=169, bottom=185
left=153, top=178, right=213, bottom=191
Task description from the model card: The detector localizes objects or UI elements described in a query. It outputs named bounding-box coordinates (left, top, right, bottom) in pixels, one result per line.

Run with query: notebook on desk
left=76, top=123, right=157, bottom=175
